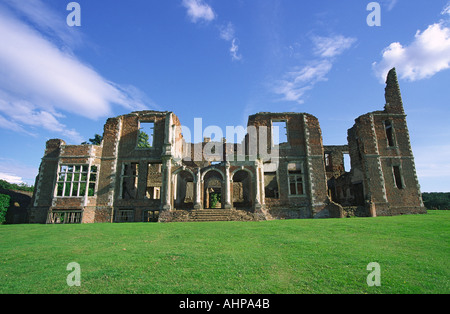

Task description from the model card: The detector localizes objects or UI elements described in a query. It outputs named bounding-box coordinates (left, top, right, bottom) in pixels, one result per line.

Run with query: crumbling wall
left=28, top=139, right=65, bottom=223
left=112, top=111, right=172, bottom=222
left=246, top=112, right=329, bottom=219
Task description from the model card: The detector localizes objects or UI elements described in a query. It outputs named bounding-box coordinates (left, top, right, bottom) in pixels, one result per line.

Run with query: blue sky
left=0, top=0, right=449, bottom=192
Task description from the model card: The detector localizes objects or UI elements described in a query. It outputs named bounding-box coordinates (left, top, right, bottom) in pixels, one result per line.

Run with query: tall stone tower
left=347, top=68, right=426, bottom=216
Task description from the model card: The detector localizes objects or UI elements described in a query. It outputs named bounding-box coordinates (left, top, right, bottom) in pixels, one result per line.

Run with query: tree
left=137, top=130, right=151, bottom=148
left=82, top=134, right=103, bottom=145
left=210, top=192, right=221, bottom=208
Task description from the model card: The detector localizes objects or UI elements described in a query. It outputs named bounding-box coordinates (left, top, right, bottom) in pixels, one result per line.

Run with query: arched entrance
left=203, top=169, right=224, bottom=209
left=173, top=169, right=195, bottom=209
left=232, top=169, right=253, bottom=209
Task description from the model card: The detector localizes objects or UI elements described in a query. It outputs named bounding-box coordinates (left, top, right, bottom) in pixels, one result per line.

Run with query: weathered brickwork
left=28, top=68, right=425, bottom=223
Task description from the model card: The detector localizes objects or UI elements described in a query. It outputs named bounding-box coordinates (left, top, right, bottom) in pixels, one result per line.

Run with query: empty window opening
left=138, top=122, right=154, bottom=148
left=146, top=163, right=162, bottom=200
left=393, top=166, right=404, bottom=189
left=116, top=210, right=134, bottom=223
left=343, top=153, right=351, bottom=172
left=146, top=187, right=161, bottom=200
left=264, top=172, right=279, bottom=199
left=143, top=210, right=160, bottom=222
left=232, top=170, right=252, bottom=208
left=272, top=120, right=288, bottom=145
left=385, top=121, right=395, bottom=147
left=324, top=153, right=331, bottom=167
left=121, top=163, right=139, bottom=199
left=174, top=170, right=195, bottom=209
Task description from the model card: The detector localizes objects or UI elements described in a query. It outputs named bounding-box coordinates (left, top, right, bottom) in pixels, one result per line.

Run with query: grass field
left=0, top=211, right=448, bottom=294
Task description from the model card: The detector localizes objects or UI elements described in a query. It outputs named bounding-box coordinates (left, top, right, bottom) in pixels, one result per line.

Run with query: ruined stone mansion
left=28, top=68, right=426, bottom=224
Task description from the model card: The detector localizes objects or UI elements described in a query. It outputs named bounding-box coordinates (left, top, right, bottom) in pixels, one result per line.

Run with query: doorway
left=232, top=170, right=252, bottom=209
left=203, top=170, right=224, bottom=209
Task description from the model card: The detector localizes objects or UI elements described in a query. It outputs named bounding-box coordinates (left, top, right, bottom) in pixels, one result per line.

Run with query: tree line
left=0, top=179, right=34, bottom=193
left=422, top=193, right=450, bottom=210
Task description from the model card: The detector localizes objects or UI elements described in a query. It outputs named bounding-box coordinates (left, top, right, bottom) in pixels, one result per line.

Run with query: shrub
left=210, top=193, right=221, bottom=208
left=0, top=194, right=11, bottom=224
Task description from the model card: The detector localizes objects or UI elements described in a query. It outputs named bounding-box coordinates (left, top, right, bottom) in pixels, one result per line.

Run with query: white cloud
left=2, top=0, right=83, bottom=48
left=182, top=0, right=215, bottom=23
left=230, top=38, right=242, bottom=61
left=0, top=91, right=84, bottom=143
left=219, top=22, right=235, bottom=41
left=274, top=60, right=332, bottom=103
left=442, top=2, right=450, bottom=15
left=0, top=173, right=25, bottom=185
left=373, top=5, right=450, bottom=82
left=182, top=3, right=241, bottom=61
left=0, top=158, right=39, bottom=186
left=219, top=23, right=242, bottom=61
left=383, top=0, right=398, bottom=11
left=0, top=114, right=33, bottom=136
left=0, top=2, right=152, bottom=142
left=312, top=35, right=357, bottom=58
left=274, top=34, right=355, bottom=104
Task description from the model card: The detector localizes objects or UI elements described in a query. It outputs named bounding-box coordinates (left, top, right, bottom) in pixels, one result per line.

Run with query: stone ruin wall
left=27, top=68, right=426, bottom=224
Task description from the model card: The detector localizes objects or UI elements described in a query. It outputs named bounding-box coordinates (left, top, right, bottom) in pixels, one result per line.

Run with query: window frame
left=55, top=164, right=98, bottom=198
left=47, top=210, right=83, bottom=224
left=115, top=209, right=135, bottom=223
left=287, top=162, right=306, bottom=197
left=143, top=210, right=160, bottom=222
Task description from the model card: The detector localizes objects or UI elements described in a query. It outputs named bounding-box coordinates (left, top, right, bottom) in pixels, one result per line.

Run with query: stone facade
left=28, top=68, right=426, bottom=224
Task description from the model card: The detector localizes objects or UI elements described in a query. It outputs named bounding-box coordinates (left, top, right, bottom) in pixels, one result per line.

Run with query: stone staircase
left=188, top=209, right=256, bottom=222
left=342, top=206, right=369, bottom=217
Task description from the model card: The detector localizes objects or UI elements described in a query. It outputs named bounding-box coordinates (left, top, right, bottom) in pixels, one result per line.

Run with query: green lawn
left=0, top=211, right=448, bottom=294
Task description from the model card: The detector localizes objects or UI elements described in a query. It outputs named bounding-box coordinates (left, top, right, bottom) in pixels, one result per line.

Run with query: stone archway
left=173, top=169, right=195, bottom=209
left=232, top=169, right=253, bottom=209
left=203, top=170, right=224, bottom=209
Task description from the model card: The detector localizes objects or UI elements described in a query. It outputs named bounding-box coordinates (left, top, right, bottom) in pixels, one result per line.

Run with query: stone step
left=187, top=209, right=254, bottom=222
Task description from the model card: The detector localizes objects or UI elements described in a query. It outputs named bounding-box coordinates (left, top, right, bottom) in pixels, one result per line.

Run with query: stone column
left=259, top=163, right=265, bottom=206
left=194, top=168, right=202, bottom=209
left=224, top=162, right=232, bottom=209
left=254, top=159, right=262, bottom=210
left=161, top=157, right=172, bottom=211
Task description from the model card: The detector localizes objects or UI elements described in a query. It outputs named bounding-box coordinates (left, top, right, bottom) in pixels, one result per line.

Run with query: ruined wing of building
left=27, top=68, right=426, bottom=224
